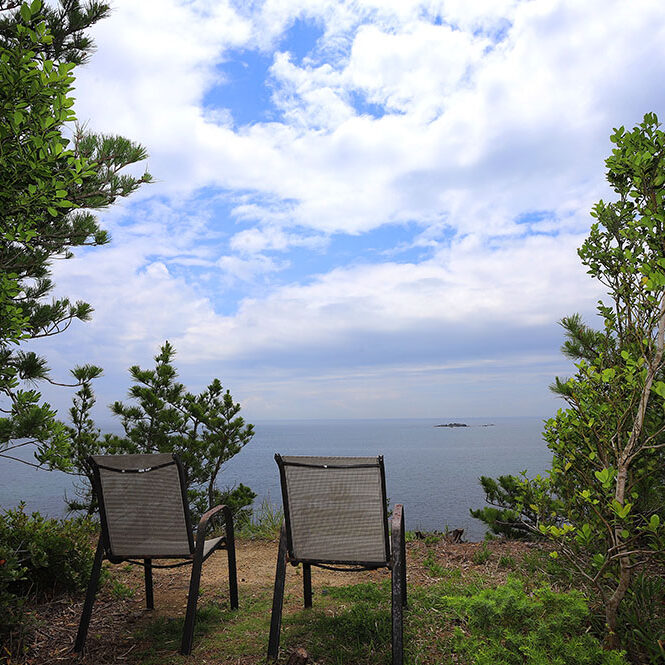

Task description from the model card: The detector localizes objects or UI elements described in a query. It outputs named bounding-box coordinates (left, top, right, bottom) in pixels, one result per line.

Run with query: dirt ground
left=11, top=537, right=539, bottom=665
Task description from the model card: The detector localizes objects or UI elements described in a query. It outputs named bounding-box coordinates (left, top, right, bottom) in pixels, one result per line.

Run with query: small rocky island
left=434, top=422, right=495, bottom=428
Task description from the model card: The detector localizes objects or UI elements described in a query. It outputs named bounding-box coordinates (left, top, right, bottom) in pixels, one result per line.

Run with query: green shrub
left=616, top=573, right=665, bottom=664
left=0, top=503, right=97, bottom=642
left=0, top=539, right=27, bottom=646
left=201, top=483, right=257, bottom=529
left=423, top=549, right=446, bottom=577
left=0, top=503, right=97, bottom=595
left=498, top=554, right=515, bottom=569
left=472, top=542, right=492, bottom=565
left=236, top=498, right=283, bottom=540
left=443, top=578, right=627, bottom=665
left=470, top=474, right=551, bottom=540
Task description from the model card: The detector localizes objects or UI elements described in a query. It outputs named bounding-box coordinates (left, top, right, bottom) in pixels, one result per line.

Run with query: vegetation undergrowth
left=0, top=504, right=96, bottom=651
left=119, top=542, right=630, bottom=665
left=236, top=498, right=283, bottom=540
left=437, top=578, right=626, bottom=665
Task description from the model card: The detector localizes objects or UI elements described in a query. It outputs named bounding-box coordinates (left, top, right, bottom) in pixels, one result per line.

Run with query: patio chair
left=267, top=454, right=407, bottom=665
left=73, top=453, right=238, bottom=656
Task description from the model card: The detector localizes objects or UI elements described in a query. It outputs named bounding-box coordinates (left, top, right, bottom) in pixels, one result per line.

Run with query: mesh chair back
left=277, top=455, right=390, bottom=566
left=89, top=454, right=193, bottom=559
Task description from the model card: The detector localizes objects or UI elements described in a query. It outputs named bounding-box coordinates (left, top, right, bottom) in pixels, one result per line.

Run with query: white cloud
left=229, top=225, right=326, bottom=253
left=171, top=230, right=601, bottom=364
left=72, top=0, right=665, bottom=237
left=345, top=22, right=488, bottom=121
left=217, top=253, right=287, bottom=281
left=35, top=0, right=665, bottom=419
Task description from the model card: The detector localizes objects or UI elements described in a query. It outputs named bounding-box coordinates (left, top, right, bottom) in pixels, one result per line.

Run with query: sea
left=0, top=417, right=552, bottom=541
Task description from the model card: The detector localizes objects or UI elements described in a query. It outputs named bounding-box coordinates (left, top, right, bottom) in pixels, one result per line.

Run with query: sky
left=36, top=0, right=665, bottom=422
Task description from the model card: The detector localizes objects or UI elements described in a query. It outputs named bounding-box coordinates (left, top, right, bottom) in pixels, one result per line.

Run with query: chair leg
left=400, top=510, right=407, bottom=608
left=267, top=522, right=288, bottom=660
left=181, top=551, right=205, bottom=655
left=144, top=559, right=154, bottom=609
left=74, top=536, right=104, bottom=653
left=303, top=563, right=312, bottom=608
left=391, top=505, right=405, bottom=665
left=224, top=508, right=239, bottom=610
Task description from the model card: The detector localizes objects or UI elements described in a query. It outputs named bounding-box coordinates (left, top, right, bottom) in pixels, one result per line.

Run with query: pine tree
left=70, top=342, right=256, bottom=521
left=0, top=1, right=151, bottom=469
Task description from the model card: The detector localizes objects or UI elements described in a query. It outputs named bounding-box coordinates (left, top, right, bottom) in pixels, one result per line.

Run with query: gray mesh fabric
left=202, top=537, right=224, bottom=559
left=281, top=456, right=388, bottom=564
left=92, top=454, right=192, bottom=559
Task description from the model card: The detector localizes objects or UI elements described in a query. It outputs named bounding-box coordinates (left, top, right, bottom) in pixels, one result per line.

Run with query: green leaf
left=592, top=553, right=605, bottom=568
left=601, top=368, right=615, bottom=382
left=652, top=381, right=665, bottom=399
left=20, top=3, right=32, bottom=22
left=611, top=500, right=632, bottom=519
left=594, top=468, right=610, bottom=484
left=649, top=514, right=660, bottom=531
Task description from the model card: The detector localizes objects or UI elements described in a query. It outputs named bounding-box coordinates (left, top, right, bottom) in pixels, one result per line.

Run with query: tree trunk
left=207, top=479, right=215, bottom=512
left=604, top=556, right=631, bottom=649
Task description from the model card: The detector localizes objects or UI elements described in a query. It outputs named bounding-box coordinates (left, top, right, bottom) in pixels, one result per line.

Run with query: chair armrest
left=194, top=504, right=234, bottom=556
left=391, top=504, right=404, bottom=539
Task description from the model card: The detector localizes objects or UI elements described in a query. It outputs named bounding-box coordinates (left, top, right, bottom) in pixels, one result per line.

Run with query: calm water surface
left=0, top=417, right=551, bottom=541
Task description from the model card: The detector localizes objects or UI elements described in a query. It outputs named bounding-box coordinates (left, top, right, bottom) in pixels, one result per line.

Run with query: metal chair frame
left=268, top=454, right=407, bottom=664
left=73, top=453, right=238, bottom=656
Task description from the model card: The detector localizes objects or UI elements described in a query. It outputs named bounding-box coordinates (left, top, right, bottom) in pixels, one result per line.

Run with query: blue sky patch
left=280, top=17, right=324, bottom=62
left=475, top=18, right=512, bottom=44
left=349, top=90, right=387, bottom=119
left=204, top=50, right=275, bottom=127
left=516, top=210, right=554, bottom=225
left=247, top=221, right=431, bottom=290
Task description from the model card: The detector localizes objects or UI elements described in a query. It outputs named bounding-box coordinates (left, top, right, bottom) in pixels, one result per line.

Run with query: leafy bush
left=472, top=115, right=665, bottom=648
left=198, top=483, right=256, bottom=528
left=0, top=504, right=97, bottom=641
left=616, top=573, right=665, bottom=664
left=236, top=498, right=283, bottom=540
left=0, top=537, right=27, bottom=646
left=470, top=473, right=556, bottom=540
left=442, top=578, right=627, bottom=665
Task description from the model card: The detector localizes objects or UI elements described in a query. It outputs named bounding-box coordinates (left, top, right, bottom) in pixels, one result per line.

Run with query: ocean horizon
left=0, top=416, right=552, bottom=541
